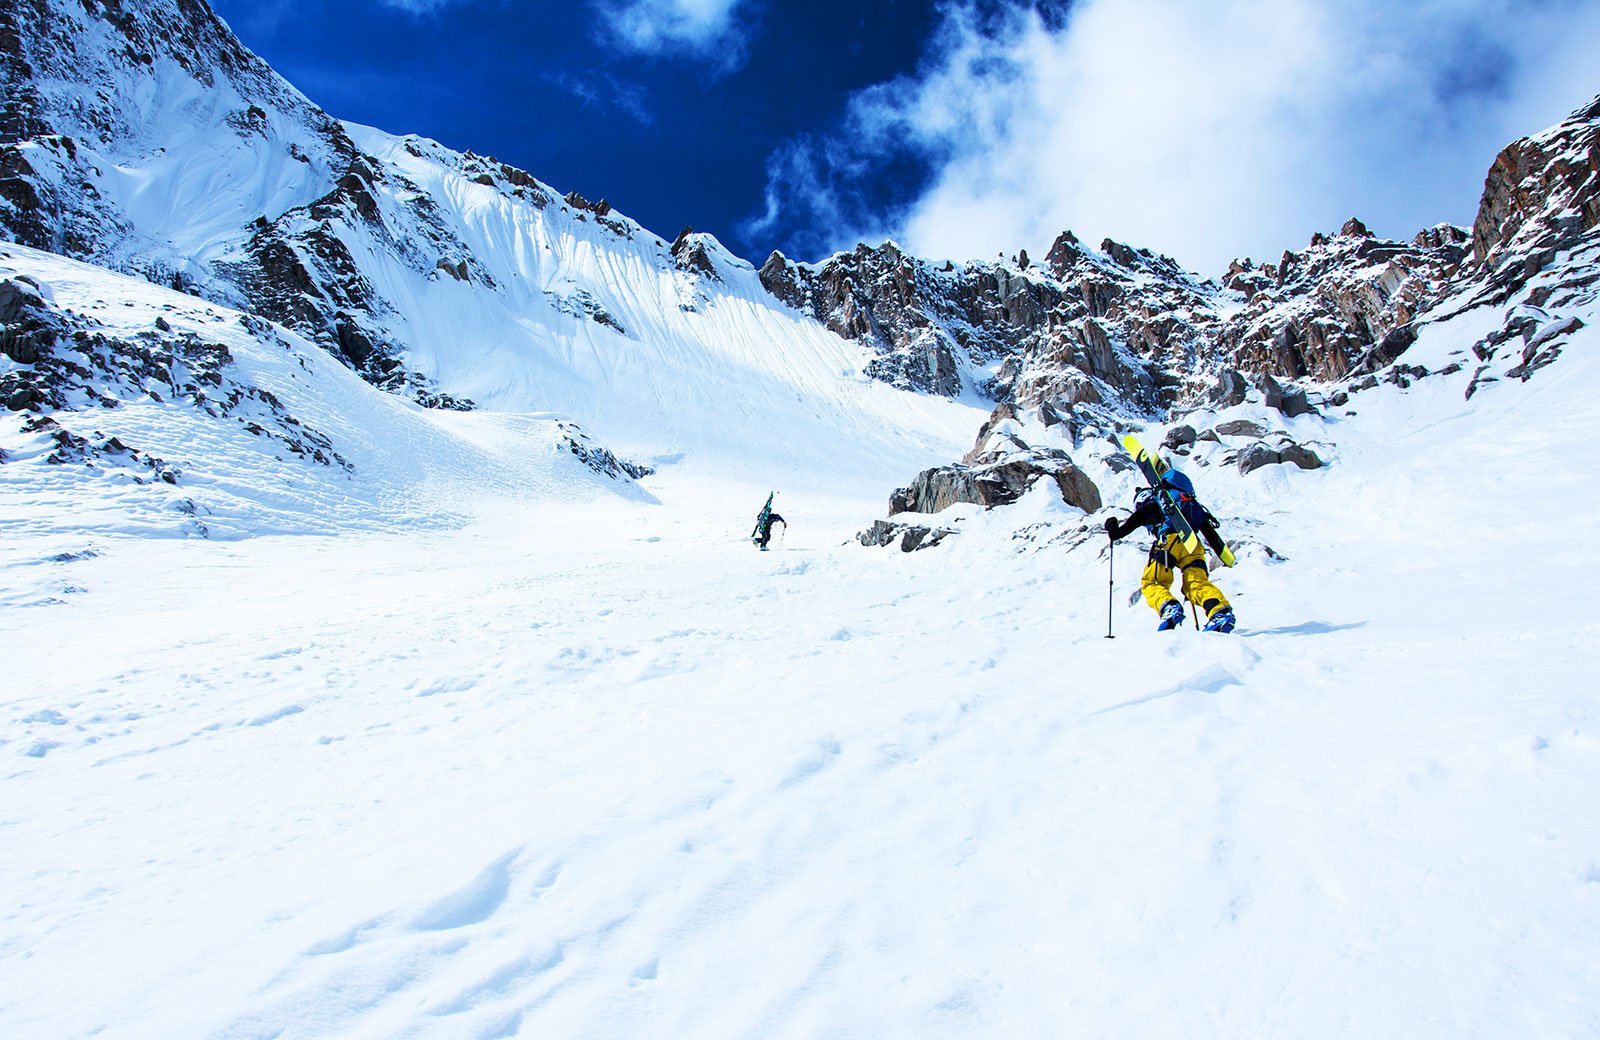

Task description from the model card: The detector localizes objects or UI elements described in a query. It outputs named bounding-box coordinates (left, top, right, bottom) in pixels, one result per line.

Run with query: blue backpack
left=1138, top=468, right=1213, bottom=536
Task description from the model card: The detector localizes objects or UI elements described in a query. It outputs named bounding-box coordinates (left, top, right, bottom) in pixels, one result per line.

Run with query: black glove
left=1103, top=516, right=1118, bottom=536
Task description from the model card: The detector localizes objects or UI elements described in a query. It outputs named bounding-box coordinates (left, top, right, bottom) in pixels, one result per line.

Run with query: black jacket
left=1104, top=497, right=1165, bottom=542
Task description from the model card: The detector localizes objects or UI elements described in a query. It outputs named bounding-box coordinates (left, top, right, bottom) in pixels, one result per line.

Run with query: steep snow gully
left=3, top=0, right=1600, bottom=1031
left=5, top=237, right=1600, bottom=1038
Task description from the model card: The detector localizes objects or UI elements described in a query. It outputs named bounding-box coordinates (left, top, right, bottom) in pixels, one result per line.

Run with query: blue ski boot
left=1156, top=600, right=1185, bottom=631
left=1203, top=607, right=1236, bottom=633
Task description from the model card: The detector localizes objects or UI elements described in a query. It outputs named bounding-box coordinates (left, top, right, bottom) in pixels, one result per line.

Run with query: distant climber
left=754, top=509, right=785, bottom=551
left=750, top=491, right=785, bottom=551
left=1104, top=466, right=1236, bottom=632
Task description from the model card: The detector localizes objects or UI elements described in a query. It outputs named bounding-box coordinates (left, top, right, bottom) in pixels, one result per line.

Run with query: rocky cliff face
left=757, top=239, right=1124, bottom=402
left=857, top=95, right=1600, bottom=539
left=0, top=262, right=351, bottom=514
left=774, top=95, right=1596, bottom=453
left=1472, top=95, right=1600, bottom=292
left=761, top=216, right=1471, bottom=421
left=1441, top=96, right=1599, bottom=399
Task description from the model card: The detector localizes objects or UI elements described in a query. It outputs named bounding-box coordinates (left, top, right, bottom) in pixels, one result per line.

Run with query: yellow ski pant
left=1142, top=532, right=1231, bottom=620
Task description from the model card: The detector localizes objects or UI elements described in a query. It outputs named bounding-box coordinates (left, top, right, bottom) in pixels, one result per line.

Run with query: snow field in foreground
left=5, top=349, right=1600, bottom=1040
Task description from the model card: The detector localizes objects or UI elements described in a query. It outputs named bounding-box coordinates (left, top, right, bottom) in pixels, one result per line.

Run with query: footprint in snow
left=1088, top=665, right=1244, bottom=716
left=531, top=860, right=562, bottom=894
left=777, top=739, right=842, bottom=789
left=305, top=922, right=371, bottom=956
left=416, top=675, right=480, bottom=698
left=247, top=704, right=304, bottom=727
left=413, top=848, right=521, bottom=932
left=427, top=946, right=563, bottom=1016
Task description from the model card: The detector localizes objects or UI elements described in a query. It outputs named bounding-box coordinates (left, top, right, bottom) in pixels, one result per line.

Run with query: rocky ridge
left=761, top=218, right=1470, bottom=420
left=857, top=95, right=1598, bottom=548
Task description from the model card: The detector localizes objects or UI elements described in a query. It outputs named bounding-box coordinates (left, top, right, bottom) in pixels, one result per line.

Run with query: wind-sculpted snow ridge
left=338, top=124, right=984, bottom=479
left=0, top=243, right=652, bottom=539
left=0, top=0, right=726, bottom=411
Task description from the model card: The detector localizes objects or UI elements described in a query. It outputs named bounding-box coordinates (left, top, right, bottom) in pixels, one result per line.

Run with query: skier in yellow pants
left=1104, top=468, right=1235, bottom=632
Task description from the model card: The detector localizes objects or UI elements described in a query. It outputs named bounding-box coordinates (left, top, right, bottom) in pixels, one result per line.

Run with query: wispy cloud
left=544, top=71, right=657, bottom=125
left=375, top=0, right=475, bottom=14
left=592, top=0, right=754, bottom=69
left=753, top=0, right=1600, bottom=273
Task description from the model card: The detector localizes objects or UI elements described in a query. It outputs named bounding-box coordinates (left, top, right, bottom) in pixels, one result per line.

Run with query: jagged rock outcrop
left=761, top=216, right=1468, bottom=418
left=857, top=519, right=955, bottom=552
left=0, top=272, right=352, bottom=481
left=671, top=227, right=721, bottom=280
left=886, top=403, right=1101, bottom=516
left=1234, top=437, right=1325, bottom=476
left=760, top=241, right=1035, bottom=397
left=1210, top=220, right=1465, bottom=383
left=1374, top=94, right=1600, bottom=407
left=1471, top=94, right=1600, bottom=301
left=554, top=420, right=652, bottom=481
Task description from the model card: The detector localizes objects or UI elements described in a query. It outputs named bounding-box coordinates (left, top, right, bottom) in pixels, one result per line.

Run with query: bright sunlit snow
left=4, top=234, right=1600, bottom=1039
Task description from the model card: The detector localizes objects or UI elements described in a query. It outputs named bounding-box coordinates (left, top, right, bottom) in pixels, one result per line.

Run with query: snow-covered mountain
left=5, top=2, right=1600, bottom=1038
left=4, top=0, right=1593, bottom=474
left=0, top=0, right=976, bottom=469
left=1, top=0, right=999, bottom=536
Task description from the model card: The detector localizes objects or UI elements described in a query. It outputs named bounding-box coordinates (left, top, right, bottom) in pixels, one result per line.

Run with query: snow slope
left=0, top=243, right=659, bottom=539
left=335, top=123, right=985, bottom=479
left=0, top=240, right=983, bottom=543
left=3, top=0, right=346, bottom=276
left=6, top=0, right=987, bottom=477
left=4, top=241, right=1600, bottom=1037
left=4, top=5, right=1599, bottom=1031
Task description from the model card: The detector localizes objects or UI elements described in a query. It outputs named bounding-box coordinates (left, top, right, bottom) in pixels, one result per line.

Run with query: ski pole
left=1106, top=533, right=1115, bottom=639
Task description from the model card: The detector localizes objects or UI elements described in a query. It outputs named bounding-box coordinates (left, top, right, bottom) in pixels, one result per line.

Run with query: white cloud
left=376, top=0, right=472, bottom=14
left=757, top=0, right=1600, bottom=274
left=594, top=0, right=752, bottom=65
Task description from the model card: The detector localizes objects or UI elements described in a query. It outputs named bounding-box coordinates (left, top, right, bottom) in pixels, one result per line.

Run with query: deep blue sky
left=206, top=0, right=1597, bottom=275
left=208, top=0, right=942, bottom=263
